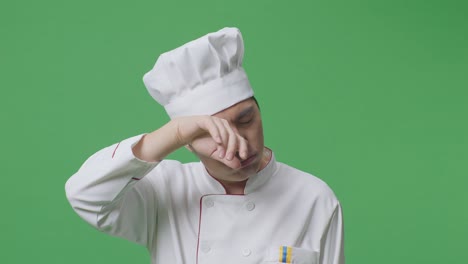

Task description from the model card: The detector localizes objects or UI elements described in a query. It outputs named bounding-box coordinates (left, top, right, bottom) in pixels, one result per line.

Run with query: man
left=65, top=27, right=344, bottom=264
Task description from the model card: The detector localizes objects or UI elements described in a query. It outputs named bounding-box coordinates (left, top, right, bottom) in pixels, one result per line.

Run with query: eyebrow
left=236, top=106, right=254, bottom=120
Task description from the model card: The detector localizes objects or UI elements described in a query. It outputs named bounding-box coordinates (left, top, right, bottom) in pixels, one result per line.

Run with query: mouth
left=240, top=153, right=258, bottom=168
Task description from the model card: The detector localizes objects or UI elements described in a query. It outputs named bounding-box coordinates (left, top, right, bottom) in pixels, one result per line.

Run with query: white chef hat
left=142, top=27, right=254, bottom=118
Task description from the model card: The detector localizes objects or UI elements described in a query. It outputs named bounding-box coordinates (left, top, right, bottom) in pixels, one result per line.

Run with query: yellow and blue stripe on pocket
left=279, top=246, right=293, bottom=263
left=264, top=245, right=319, bottom=264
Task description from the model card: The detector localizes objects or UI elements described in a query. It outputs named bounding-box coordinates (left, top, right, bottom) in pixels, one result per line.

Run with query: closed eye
left=238, top=117, right=253, bottom=125
left=235, top=105, right=255, bottom=125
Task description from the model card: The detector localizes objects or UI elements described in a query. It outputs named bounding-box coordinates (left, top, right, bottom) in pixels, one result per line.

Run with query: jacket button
left=200, top=244, right=211, bottom=253
left=242, top=248, right=251, bottom=256
left=245, top=201, right=255, bottom=211
left=204, top=199, right=214, bottom=208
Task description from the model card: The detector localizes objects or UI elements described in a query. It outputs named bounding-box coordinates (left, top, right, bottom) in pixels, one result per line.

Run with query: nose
left=230, top=124, right=240, bottom=136
left=230, top=125, right=251, bottom=159
left=232, top=125, right=248, bottom=141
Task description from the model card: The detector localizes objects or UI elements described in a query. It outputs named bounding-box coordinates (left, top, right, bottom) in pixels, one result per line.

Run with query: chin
left=229, top=163, right=259, bottom=180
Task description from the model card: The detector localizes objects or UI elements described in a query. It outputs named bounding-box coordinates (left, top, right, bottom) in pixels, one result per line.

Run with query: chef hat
left=142, top=27, right=254, bottom=118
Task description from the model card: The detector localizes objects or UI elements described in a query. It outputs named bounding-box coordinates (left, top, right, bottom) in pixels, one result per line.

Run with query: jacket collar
left=199, top=148, right=278, bottom=195
left=244, top=149, right=277, bottom=194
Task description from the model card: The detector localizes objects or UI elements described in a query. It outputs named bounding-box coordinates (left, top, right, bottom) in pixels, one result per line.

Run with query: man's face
left=191, top=97, right=265, bottom=183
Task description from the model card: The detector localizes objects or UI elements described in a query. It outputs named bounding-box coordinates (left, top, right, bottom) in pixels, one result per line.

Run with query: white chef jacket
left=65, top=133, right=344, bottom=264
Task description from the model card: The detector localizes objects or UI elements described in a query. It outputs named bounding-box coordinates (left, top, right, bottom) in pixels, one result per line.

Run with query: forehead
left=213, top=98, right=256, bottom=118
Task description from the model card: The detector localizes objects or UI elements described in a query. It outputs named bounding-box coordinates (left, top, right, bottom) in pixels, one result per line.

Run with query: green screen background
left=2, top=0, right=467, bottom=263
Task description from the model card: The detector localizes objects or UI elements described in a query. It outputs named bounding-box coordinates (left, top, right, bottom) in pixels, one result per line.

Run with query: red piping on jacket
left=111, top=142, right=121, bottom=158
left=196, top=191, right=246, bottom=264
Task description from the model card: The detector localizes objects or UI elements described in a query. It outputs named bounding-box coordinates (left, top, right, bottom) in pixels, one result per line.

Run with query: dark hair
left=252, top=96, right=260, bottom=111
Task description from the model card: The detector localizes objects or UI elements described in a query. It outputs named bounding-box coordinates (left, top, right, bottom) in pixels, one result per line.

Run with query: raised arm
left=65, top=116, right=248, bottom=247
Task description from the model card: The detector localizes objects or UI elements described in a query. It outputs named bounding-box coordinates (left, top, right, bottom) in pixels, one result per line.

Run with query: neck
left=221, top=180, right=247, bottom=195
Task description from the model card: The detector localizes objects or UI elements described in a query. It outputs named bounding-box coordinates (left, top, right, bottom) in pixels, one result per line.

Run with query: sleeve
left=319, top=202, right=345, bottom=264
left=64, top=133, right=160, bottom=248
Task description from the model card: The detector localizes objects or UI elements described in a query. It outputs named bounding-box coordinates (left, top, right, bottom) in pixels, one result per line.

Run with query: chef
left=65, top=27, right=345, bottom=264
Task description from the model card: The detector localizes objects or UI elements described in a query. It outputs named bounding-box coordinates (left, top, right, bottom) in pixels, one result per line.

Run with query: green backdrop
left=2, top=0, right=467, bottom=263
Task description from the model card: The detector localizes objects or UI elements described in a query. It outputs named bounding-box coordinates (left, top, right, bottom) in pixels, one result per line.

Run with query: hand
left=172, top=116, right=248, bottom=169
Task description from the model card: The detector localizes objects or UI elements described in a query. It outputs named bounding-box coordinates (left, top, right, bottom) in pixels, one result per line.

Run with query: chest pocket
left=262, top=246, right=320, bottom=264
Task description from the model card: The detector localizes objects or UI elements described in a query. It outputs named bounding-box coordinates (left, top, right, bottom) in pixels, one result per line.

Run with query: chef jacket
left=65, top=133, right=345, bottom=264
